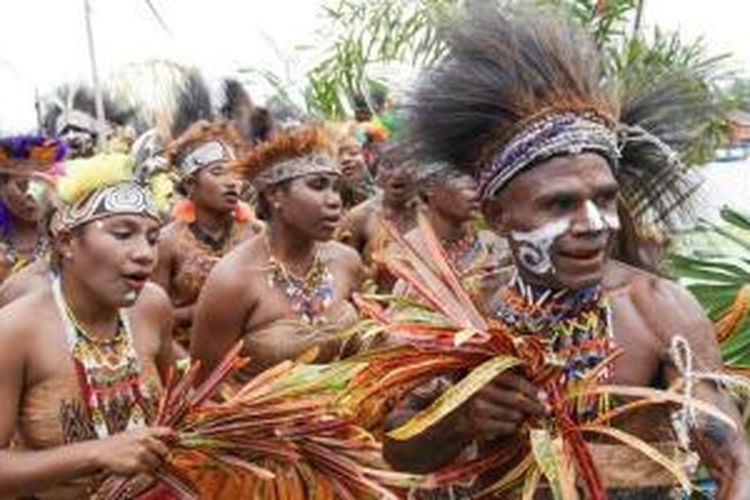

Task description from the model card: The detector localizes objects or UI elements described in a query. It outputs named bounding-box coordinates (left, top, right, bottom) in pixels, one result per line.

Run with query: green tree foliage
left=245, top=0, right=737, bottom=167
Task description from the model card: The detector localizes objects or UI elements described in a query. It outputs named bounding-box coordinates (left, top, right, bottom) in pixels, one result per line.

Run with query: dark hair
left=254, top=181, right=290, bottom=221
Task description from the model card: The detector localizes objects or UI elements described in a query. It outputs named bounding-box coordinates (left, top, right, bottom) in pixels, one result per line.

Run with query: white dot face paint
left=510, top=218, right=571, bottom=275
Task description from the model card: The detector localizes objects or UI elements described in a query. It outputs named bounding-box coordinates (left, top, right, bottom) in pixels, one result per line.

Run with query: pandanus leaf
left=388, top=356, right=521, bottom=441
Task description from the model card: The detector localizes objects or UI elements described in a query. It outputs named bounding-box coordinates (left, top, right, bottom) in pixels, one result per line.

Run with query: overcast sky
left=1, top=0, right=749, bottom=132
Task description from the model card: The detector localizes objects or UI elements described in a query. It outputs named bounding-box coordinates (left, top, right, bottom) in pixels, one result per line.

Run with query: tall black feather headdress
left=406, top=2, right=709, bottom=235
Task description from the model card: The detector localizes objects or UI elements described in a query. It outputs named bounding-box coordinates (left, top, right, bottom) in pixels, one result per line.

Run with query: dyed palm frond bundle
left=344, top=214, right=734, bottom=498
left=96, top=342, right=419, bottom=499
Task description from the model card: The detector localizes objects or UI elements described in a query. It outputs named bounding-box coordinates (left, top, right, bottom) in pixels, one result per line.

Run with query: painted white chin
left=123, top=290, right=138, bottom=304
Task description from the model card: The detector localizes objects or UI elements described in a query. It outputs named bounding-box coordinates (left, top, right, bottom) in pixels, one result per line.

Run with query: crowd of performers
left=1, top=3, right=750, bottom=499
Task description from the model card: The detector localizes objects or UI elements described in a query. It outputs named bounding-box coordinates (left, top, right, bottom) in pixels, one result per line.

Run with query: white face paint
left=124, top=290, right=138, bottom=304
left=583, top=200, right=605, bottom=232
left=574, top=200, right=621, bottom=233
left=510, top=201, right=621, bottom=278
left=602, top=212, right=621, bottom=230
left=510, top=218, right=571, bottom=275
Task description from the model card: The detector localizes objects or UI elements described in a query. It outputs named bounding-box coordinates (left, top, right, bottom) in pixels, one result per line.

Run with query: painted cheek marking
left=510, top=218, right=571, bottom=275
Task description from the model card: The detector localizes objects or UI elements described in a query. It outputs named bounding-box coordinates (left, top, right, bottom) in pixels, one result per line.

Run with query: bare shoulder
left=236, top=219, right=264, bottom=242
left=156, top=220, right=186, bottom=259
left=0, top=289, right=52, bottom=347
left=324, top=240, right=363, bottom=266
left=347, top=198, right=378, bottom=221
left=159, top=220, right=186, bottom=242
left=0, top=260, right=50, bottom=308
left=606, top=260, right=712, bottom=344
left=133, top=282, right=173, bottom=318
left=205, top=236, right=264, bottom=293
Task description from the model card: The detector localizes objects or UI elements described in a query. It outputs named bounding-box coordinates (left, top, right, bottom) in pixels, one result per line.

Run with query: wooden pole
left=83, top=0, right=106, bottom=148
left=633, top=0, right=646, bottom=39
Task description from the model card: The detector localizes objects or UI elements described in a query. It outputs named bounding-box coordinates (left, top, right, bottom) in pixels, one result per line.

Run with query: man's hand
left=463, top=372, right=547, bottom=441
left=90, top=427, right=174, bottom=476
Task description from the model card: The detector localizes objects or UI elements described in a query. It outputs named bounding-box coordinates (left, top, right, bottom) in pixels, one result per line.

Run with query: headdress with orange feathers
left=235, top=124, right=340, bottom=192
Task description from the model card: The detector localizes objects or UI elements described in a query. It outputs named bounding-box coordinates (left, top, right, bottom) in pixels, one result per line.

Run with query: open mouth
left=321, top=215, right=341, bottom=229
left=122, top=271, right=150, bottom=291
left=222, top=192, right=239, bottom=204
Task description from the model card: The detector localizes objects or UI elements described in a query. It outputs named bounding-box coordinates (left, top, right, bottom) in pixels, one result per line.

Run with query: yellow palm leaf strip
left=716, top=284, right=750, bottom=343
left=266, top=362, right=366, bottom=402
left=571, top=384, right=737, bottom=430
left=474, top=452, right=536, bottom=498
left=415, top=211, right=488, bottom=332
left=522, top=465, right=543, bottom=500
left=581, top=424, right=692, bottom=492
left=388, top=356, right=522, bottom=441
left=230, top=360, right=297, bottom=402
left=529, top=429, right=566, bottom=500
left=343, top=355, right=472, bottom=410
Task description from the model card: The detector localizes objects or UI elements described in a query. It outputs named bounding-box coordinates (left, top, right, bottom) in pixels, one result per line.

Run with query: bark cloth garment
left=14, top=361, right=160, bottom=499
left=169, top=220, right=251, bottom=349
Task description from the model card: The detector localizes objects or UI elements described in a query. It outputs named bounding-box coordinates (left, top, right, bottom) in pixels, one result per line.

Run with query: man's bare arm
left=636, top=278, right=750, bottom=500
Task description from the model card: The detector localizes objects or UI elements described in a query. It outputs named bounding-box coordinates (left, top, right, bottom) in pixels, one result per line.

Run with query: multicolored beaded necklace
left=265, top=238, right=335, bottom=325
left=495, top=273, right=615, bottom=421
left=52, top=277, right=151, bottom=439
left=442, top=228, right=482, bottom=272
left=0, top=234, right=48, bottom=275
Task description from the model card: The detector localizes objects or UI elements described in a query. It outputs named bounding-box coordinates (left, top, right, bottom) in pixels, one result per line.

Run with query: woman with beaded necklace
left=0, top=135, right=66, bottom=283
left=0, top=154, right=175, bottom=498
left=153, top=121, right=260, bottom=354
left=191, top=124, right=364, bottom=383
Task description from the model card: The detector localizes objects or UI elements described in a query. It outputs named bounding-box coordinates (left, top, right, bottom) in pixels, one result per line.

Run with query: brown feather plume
left=234, top=124, right=336, bottom=183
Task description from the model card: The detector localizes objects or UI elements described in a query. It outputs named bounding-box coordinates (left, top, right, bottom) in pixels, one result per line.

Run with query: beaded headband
left=177, top=140, right=235, bottom=179
left=50, top=181, right=159, bottom=236
left=477, top=111, right=620, bottom=199
left=252, top=153, right=341, bottom=192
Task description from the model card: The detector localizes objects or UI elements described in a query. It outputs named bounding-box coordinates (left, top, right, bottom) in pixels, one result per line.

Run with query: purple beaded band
left=477, top=112, right=619, bottom=199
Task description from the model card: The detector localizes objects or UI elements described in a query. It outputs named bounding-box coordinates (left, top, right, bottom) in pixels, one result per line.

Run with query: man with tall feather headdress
left=380, top=3, right=750, bottom=498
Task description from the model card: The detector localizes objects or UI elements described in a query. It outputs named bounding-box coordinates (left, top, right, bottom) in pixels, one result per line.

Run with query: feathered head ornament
left=0, top=135, right=68, bottom=176
left=166, top=120, right=244, bottom=181
left=235, top=124, right=340, bottom=192
left=407, top=3, right=700, bottom=229
left=50, top=153, right=160, bottom=235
